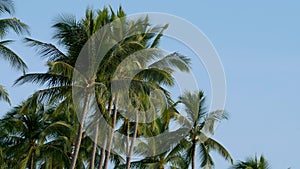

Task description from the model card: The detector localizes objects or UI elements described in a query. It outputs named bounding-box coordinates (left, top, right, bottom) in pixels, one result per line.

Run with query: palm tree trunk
left=103, top=96, right=118, bottom=169
left=90, top=122, right=99, bottom=169
left=30, top=153, right=34, bottom=169
left=69, top=92, right=91, bottom=169
left=97, top=137, right=107, bottom=169
left=126, top=119, right=130, bottom=157
left=192, top=139, right=196, bottom=169
left=126, top=111, right=138, bottom=169
left=99, top=96, right=113, bottom=169
left=159, top=157, right=164, bottom=169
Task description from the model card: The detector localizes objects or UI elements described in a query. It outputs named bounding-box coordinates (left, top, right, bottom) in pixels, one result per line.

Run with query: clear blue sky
left=0, top=1, right=299, bottom=168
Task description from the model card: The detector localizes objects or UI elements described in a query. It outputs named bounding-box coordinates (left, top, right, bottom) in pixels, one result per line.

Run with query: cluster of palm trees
left=0, top=1, right=272, bottom=169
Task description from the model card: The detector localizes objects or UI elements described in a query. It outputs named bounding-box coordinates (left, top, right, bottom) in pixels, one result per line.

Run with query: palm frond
left=149, top=52, right=191, bottom=72
left=136, top=67, right=175, bottom=86
left=0, top=85, right=10, bottom=105
left=14, top=73, right=71, bottom=87
left=259, top=155, right=270, bottom=169
left=0, top=17, right=29, bottom=37
left=24, top=38, right=66, bottom=61
left=231, top=155, right=270, bottom=169
left=52, top=14, right=86, bottom=49
left=19, top=145, right=34, bottom=169
left=205, top=138, right=233, bottom=165
left=150, top=24, right=168, bottom=48
left=0, top=0, right=14, bottom=14
left=0, top=40, right=27, bottom=71
left=199, top=142, right=214, bottom=168
left=34, top=86, right=73, bottom=104
left=202, top=110, right=229, bottom=135
left=167, top=154, right=188, bottom=169
left=179, top=90, right=205, bottom=122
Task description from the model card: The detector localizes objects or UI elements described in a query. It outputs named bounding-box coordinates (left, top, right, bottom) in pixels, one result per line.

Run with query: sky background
left=0, top=1, right=300, bottom=168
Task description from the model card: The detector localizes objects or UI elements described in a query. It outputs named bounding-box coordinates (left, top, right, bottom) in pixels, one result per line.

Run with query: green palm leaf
left=231, top=155, right=270, bottom=169
left=24, top=38, right=66, bottom=61
left=0, top=17, right=29, bottom=37
left=0, top=0, right=14, bottom=14
left=0, top=85, right=10, bottom=105
left=205, top=137, right=233, bottom=165
left=0, top=40, right=27, bottom=71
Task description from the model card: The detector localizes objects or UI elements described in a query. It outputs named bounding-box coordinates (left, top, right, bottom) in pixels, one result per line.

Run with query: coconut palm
left=230, top=155, right=270, bottom=169
left=0, top=0, right=29, bottom=104
left=38, top=101, right=77, bottom=169
left=178, top=91, right=233, bottom=169
left=0, top=96, right=72, bottom=169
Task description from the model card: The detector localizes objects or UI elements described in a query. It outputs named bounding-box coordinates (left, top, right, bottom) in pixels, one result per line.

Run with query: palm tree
left=179, top=91, right=233, bottom=169
left=38, top=102, right=77, bottom=169
left=0, top=96, right=72, bottom=169
left=0, top=0, right=29, bottom=104
left=230, top=155, right=270, bottom=169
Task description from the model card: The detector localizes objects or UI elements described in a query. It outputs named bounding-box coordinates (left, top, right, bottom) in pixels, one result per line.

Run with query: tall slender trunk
left=30, top=153, right=34, bottom=169
left=126, top=111, right=138, bottom=169
left=97, top=137, right=107, bottom=169
left=90, top=122, right=99, bottom=169
left=126, top=119, right=130, bottom=157
left=191, top=139, right=196, bottom=169
left=69, top=92, right=91, bottom=169
left=103, top=96, right=118, bottom=169
left=99, top=96, right=113, bottom=169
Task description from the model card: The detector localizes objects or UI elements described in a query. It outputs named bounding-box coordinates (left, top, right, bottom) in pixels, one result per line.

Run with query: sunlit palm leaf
left=0, top=17, right=29, bottom=37
left=205, top=137, right=233, bottom=165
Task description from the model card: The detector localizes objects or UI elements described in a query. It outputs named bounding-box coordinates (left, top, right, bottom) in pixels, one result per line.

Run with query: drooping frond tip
left=0, top=85, right=11, bottom=105
left=0, top=40, right=28, bottom=71
left=0, top=0, right=14, bottom=15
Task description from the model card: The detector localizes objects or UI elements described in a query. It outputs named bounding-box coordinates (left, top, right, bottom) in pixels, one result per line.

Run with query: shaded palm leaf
left=0, top=85, right=10, bottom=105
left=0, top=40, right=27, bottom=71
left=0, top=0, right=14, bottom=14
left=24, top=38, right=66, bottom=62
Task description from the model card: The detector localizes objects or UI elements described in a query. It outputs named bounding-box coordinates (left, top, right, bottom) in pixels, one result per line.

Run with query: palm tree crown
left=231, top=155, right=270, bottom=169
